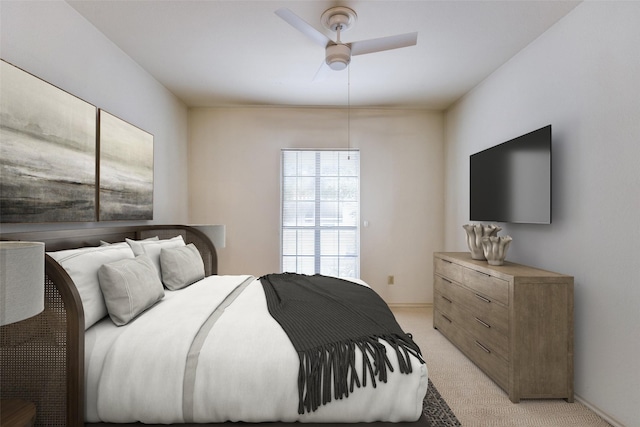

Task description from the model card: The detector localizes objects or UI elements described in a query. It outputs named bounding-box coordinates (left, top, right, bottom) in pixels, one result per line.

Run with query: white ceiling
left=67, top=0, right=580, bottom=110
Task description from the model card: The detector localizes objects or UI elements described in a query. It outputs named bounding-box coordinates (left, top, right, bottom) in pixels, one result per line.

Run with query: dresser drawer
left=435, top=275, right=509, bottom=332
left=456, top=304, right=509, bottom=361
left=433, top=308, right=461, bottom=341
left=434, top=275, right=457, bottom=306
left=467, top=335, right=509, bottom=391
left=434, top=257, right=464, bottom=283
left=434, top=288, right=464, bottom=324
left=435, top=280, right=508, bottom=360
left=434, top=309, right=508, bottom=390
left=463, top=267, right=509, bottom=306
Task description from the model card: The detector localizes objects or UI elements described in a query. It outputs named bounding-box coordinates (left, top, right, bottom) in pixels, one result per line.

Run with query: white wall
left=444, top=2, right=640, bottom=425
left=0, top=0, right=189, bottom=232
left=189, top=107, right=444, bottom=304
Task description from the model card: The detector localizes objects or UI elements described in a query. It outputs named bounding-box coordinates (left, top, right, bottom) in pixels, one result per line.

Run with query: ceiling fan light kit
left=326, top=44, right=351, bottom=70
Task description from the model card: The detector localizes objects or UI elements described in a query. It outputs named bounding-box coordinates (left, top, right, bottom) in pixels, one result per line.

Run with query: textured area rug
left=423, top=379, right=462, bottom=426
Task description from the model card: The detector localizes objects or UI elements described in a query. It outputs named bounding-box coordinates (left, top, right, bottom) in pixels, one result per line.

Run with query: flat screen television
left=470, top=125, right=551, bottom=224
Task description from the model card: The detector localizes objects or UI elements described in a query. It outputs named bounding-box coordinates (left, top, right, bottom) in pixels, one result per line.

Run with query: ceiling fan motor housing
left=326, top=43, right=351, bottom=70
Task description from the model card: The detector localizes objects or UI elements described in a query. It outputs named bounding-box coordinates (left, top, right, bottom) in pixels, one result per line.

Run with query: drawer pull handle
left=475, top=317, right=491, bottom=328
left=475, top=341, right=491, bottom=353
left=478, top=271, right=491, bottom=277
left=441, top=296, right=452, bottom=304
left=474, top=293, right=491, bottom=303
left=442, top=277, right=452, bottom=284
left=442, top=259, right=452, bottom=264
left=441, top=314, right=452, bottom=323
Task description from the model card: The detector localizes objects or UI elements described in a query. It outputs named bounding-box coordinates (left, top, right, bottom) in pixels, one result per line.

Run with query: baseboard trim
left=574, top=394, right=625, bottom=427
left=388, top=303, right=432, bottom=309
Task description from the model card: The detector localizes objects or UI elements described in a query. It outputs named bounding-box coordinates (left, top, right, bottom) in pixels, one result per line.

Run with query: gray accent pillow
left=160, top=244, right=206, bottom=290
left=98, top=255, right=165, bottom=326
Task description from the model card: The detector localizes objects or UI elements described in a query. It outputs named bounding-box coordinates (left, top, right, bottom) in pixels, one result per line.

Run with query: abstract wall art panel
left=98, top=110, right=153, bottom=221
left=0, top=60, right=97, bottom=223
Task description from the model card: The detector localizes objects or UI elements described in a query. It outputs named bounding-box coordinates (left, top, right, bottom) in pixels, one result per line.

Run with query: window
left=281, top=150, right=360, bottom=278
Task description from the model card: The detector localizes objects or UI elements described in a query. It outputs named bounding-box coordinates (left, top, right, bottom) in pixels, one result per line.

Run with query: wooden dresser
left=433, top=252, right=573, bottom=403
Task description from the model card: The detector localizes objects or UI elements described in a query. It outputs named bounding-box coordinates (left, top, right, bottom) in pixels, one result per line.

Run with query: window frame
left=280, top=149, right=360, bottom=278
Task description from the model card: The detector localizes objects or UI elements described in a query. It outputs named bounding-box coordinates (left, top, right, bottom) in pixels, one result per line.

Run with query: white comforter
left=84, top=275, right=428, bottom=423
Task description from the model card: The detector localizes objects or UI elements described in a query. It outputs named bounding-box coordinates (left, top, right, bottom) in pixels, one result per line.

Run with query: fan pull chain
left=347, top=65, right=351, bottom=160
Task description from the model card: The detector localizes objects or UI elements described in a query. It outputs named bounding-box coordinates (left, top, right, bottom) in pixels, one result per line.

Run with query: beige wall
left=189, top=107, right=444, bottom=304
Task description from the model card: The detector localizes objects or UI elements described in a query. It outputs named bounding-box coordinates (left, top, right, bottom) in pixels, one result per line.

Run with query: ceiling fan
left=275, top=6, right=418, bottom=75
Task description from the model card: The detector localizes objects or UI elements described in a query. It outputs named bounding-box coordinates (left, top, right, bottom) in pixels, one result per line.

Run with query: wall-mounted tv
left=470, top=125, right=551, bottom=224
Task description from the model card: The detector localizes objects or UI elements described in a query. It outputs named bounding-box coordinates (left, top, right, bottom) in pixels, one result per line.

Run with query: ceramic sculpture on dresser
left=481, top=235, right=512, bottom=266
left=462, top=223, right=501, bottom=260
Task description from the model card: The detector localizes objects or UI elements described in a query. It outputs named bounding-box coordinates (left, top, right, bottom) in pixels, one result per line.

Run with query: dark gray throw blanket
left=260, top=273, right=424, bottom=414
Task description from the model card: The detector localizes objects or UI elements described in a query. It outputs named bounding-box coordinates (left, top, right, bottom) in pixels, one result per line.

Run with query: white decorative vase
left=481, top=235, right=513, bottom=266
left=463, top=224, right=502, bottom=260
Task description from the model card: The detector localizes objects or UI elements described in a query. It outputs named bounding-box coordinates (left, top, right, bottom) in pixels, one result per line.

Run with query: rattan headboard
left=0, top=225, right=217, bottom=427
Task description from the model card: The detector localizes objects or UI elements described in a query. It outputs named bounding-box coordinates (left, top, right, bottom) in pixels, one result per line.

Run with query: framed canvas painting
left=0, top=60, right=97, bottom=223
left=98, top=110, right=153, bottom=221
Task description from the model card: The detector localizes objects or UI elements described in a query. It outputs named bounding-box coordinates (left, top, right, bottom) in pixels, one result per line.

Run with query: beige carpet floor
left=391, top=307, right=612, bottom=427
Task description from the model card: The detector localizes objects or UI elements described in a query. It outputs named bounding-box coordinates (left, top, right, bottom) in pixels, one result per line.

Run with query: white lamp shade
left=0, top=241, right=45, bottom=325
left=190, top=225, right=226, bottom=249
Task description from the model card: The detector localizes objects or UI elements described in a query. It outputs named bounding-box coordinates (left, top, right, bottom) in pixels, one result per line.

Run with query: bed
left=0, top=225, right=429, bottom=427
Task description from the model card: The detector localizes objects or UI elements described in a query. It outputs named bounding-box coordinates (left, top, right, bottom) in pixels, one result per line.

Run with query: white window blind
left=281, top=149, right=360, bottom=278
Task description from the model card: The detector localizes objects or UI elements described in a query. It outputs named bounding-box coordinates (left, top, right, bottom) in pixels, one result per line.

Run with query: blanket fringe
left=297, top=334, right=423, bottom=414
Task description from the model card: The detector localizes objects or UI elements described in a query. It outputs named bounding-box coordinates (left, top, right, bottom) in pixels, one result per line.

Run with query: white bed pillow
left=160, top=244, right=205, bottom=290
left=98, top=255, right=165, bottom=326
left=126, top=235, right=185, bottom=280
left=100, top=236, right=159, bottom=246
left=47, top=244, right=135, bottom=329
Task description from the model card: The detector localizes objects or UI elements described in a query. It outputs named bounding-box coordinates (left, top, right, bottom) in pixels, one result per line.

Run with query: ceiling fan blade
left=350, top=32, right=418, bottom=56
left=275, top=8, right=331, bottom=48
left=312, top=61, right=332, bottom=82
